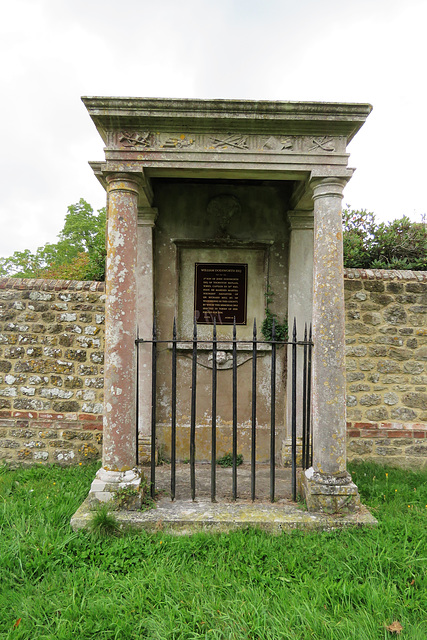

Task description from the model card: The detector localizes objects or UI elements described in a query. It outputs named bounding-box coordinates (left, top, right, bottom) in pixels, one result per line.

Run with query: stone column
left=89, top=173, right=143, bottom=506
left=136, top=207, right=157, bottom=463
left=302, top=177, right=360, bottom=513
left=284, top=211, right=314, bottom=465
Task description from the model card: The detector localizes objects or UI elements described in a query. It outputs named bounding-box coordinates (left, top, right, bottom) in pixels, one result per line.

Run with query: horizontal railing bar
left=136, top=338, right=313, bottom=346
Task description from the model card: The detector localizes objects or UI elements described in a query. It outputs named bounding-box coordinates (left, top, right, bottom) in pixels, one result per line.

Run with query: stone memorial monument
left=83, top=97, right=371, bottom=514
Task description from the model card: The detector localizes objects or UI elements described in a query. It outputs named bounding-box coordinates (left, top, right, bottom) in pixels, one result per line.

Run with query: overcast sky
left=1, top=0, right=425, bottom=258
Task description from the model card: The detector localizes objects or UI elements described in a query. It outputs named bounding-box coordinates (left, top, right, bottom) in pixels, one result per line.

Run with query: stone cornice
left=82, top=96, right=372, bottom=143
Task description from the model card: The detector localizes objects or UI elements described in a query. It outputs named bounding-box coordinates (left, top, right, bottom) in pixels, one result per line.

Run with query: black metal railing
left=136, top=317, right=313, bottom=503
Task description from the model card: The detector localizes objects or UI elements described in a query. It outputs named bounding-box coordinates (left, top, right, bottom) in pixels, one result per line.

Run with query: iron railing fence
left=136, top=318, right=313, bottom=503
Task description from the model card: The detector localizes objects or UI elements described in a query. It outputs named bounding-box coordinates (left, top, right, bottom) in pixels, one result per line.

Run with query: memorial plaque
left=194, top=263, right=248, bottom=325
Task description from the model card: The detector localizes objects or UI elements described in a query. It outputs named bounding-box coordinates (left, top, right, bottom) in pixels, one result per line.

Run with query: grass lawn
left=0, top=460, right=426, bottom=639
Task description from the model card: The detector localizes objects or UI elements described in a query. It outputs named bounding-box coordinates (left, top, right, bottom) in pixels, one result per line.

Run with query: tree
left=342, top=208, right=376, bottom=269
left=342, top=208, right=427, bottom=271
left=0, top=199, right=106, bottom=281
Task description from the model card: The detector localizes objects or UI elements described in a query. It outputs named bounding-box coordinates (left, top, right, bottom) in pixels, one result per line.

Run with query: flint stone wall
left=0, top=270, right=426, bottom=468
left=0, top=278, right=105, bottom=466
left=345, top=269, right=427, bottom=469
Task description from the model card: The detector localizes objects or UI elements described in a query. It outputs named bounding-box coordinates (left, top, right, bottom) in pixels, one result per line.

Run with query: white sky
left=1, top=0, right=426, bottom=257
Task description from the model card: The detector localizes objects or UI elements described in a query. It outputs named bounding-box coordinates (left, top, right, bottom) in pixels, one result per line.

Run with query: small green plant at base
left=113, top=486, right=141, bottom=510
left=113, top=477, right=155, bottom=511
left=89, top=503, right=120, bottom=539
left=217, top=452, right=243, bottom=467
left=261, top=286, right=288, bottom=342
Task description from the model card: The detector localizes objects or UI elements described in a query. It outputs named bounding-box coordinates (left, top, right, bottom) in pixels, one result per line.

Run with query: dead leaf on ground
left=385, top=620, right=403, bottom=634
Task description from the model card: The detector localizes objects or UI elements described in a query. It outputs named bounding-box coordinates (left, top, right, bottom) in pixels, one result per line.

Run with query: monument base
left=302, top=467, right=360, bottom=514
left=88, top=467, right=145, bottom=510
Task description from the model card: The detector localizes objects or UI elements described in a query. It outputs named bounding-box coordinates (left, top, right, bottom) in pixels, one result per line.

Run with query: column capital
left=106, top=172, right=142, bottom=195
left=138, top=207, right=158, bottom=227
left=287, top=210, right=314, bottom=230
left=310, top=176, right=348, bottom=201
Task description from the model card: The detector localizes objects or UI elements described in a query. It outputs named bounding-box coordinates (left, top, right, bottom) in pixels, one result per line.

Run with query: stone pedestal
left=302, top=468, right=360, bottom=514
left=89, top=468, right=144, bottom=509
left=302, top=177, right=360, bottom=513
left=89, top=173, right=143, bottom=504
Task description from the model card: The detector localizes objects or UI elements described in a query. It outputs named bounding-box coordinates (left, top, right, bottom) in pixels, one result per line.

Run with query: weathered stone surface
left=390, top=407, right=417, bottom=420
left=384, top=305, right=407, bottom=324
left=384, top=392, right=399, bottom=405
left=349, top=383, right=370, bottom=393
left=348, top=439, right=373, bottom=454
left=363, top=281, right=385, bottom=293
left=402, top=392, right=427, bottom=409
left=302, top=468, right=360, bottom=514
left=377, top=360, right=401, bottom=373
left=0, top=279, right=105, bottom=464
left=346, top=372, right=365, bottom=382
left=366, top=408, right=388, bottom=421
left=360, top=393, right=381, bottom=406
left=387, top=282, right=404, bottom=293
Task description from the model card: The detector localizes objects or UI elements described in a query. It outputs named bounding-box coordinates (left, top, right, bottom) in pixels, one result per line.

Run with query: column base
left=88, top=467, right=145, bottom=510
left=302, top=467, right=360, bottom=514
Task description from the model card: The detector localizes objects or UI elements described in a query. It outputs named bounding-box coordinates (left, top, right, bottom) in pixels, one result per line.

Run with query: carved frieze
left=307, top=136, right=335, bottom=152
left=160, top=135, right=195, bottom=149
left=209, top=134, right=249, bottom=150
left=262, top=136, right=295, bottom=151
left=112, top=131, right=345, bottom=154
left=119, top=131, right=152, bottom=148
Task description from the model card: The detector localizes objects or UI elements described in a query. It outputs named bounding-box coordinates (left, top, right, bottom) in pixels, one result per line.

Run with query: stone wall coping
left=0, top=277, right=105, bottom=292
left=1, top=271, right=425, bottom=290
left=344, top=269, right=427, bottom=282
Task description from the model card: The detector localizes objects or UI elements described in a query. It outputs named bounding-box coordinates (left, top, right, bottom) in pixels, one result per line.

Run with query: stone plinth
left=302, top=467, right=360, bottom=514
left=88, top=467, right=143, bottom=509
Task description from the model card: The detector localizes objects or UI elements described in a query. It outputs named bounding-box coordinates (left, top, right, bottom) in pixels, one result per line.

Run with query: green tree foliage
left=343, top=208, right=427, bottom=271
left=0, top=199, right=106, bottom=281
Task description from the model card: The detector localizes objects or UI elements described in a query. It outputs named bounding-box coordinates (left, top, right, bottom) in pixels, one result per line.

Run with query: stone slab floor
left=71, top=464, right=377, bottom=534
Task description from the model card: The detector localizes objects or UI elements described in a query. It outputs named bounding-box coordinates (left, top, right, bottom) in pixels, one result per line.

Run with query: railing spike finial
left=253, top=317, right=257, bottom=337
left=293, top=317, right=297, bottom=341
left=173, top=316, right=176, bottom=338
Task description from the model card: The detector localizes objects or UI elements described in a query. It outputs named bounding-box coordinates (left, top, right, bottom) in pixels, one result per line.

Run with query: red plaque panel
left=194, top=263, right=248, bottom=325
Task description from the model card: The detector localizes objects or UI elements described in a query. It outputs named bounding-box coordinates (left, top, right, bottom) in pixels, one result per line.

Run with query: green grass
left=0, top=461, right=426, bottom=639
